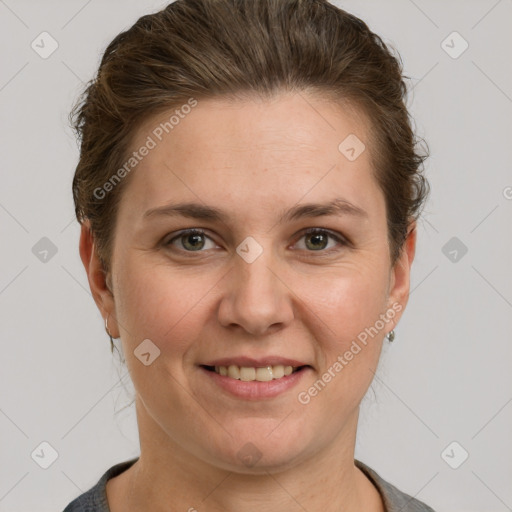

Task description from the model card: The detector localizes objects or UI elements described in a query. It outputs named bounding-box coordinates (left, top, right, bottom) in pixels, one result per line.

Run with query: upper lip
left=201, top=356, right=310, bottom=368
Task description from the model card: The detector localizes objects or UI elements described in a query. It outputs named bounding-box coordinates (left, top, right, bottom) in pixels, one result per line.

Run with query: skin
left=80, top=91, right=416, bottom=512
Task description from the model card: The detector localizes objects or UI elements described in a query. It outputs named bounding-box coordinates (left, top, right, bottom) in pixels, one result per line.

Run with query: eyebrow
left=143, top=197, right=368, bottom=224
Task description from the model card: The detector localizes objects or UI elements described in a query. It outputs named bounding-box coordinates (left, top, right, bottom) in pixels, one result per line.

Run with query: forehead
left=119, top=92, right=381, bottom=221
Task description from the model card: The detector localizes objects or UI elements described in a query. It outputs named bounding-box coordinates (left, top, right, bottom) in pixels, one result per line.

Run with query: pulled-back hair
left=71, top=0, right=429, bottom=274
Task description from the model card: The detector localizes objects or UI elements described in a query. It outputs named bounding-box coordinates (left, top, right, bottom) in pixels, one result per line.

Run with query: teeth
left=272, top=365, right=285, bottom=378
left=227, top=365, right=240, bottom=379
left=240, top=367, right=256, bottom=381
left=255, top=367, right=273, bottom=382
left=214, top=364, right=298, bottom=381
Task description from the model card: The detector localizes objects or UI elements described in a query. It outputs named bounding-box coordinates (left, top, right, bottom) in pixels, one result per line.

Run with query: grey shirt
left=63, top=457, right=436, bottom=511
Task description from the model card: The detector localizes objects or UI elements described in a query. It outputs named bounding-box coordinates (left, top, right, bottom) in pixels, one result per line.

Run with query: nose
left=217, top=244, right=294, bottom=336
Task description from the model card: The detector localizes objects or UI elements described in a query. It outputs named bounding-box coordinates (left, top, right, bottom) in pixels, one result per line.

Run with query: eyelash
left=163, top=227, right=349, bottom=257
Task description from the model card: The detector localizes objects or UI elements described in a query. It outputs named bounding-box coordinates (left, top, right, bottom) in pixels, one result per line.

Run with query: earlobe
left=79, top=221, right=119, bottom=337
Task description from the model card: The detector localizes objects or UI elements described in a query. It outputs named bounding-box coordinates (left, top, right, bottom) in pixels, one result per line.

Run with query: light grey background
left=0, top=1, right=511, bottom=511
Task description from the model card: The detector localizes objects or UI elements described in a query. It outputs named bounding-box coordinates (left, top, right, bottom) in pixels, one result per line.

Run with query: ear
left=386, top=221, right=417, bottom=329
left=79, top=220, right=119, bottom=338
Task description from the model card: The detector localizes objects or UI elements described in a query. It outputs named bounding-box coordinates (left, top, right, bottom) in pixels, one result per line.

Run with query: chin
left=203, top=426, right=312, bottom=474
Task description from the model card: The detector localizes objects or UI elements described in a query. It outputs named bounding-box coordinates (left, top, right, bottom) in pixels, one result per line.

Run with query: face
left=81, top=91, right=415, bottom=473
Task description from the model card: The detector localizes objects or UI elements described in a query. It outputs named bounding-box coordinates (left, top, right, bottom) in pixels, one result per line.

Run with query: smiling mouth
left=201, top=364, right=308, bottom=382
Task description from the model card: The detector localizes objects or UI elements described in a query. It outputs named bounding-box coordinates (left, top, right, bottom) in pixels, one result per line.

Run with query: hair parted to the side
left=71, top=0, right=430, bottom=279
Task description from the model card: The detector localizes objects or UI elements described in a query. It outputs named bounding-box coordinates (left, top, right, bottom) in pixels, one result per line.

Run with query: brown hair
left=71, top=0, right=429, bottom=276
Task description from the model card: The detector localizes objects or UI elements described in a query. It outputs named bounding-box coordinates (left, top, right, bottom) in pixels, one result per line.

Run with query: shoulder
left=355, top=459, right=437, bottom=512
left=62, top=457, right=139, bottom=512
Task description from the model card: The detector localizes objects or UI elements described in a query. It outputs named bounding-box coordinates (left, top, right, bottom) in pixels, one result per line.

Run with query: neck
left=107, top=401, right=384, bottom=512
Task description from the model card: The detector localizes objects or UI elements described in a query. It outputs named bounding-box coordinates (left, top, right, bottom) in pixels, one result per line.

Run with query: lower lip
left=199, top=366, right=310, bottom=400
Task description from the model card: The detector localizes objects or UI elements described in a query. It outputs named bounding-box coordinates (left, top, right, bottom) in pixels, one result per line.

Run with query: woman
left=63, top=0, right=433, bottom=510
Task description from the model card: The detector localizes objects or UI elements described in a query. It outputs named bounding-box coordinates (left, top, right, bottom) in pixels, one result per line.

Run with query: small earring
left=386, top=329, right=395, bottom=342
left=105, top=314, right=116, bottom=353
left=105, top=314, right=112, bottom=337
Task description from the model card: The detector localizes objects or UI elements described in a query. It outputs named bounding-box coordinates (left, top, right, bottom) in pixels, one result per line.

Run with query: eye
left=163, top=227, right=348, bottom=255
left=293, top=228, right=347, bottom=254
left=163, top=229, right=218, bottom=252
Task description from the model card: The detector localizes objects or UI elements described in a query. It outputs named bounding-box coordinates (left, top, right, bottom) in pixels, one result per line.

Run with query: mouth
left=198, top=358, right=313, bottom=399
left=200, top=364, right=310, bottom=382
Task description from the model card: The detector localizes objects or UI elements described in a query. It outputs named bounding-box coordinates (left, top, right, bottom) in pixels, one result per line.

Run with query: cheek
left=303, top=265, right=389, bottom=335
left=114, top=261, right=214, bottom=357
left=296, top=262, right=390, bottom=384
